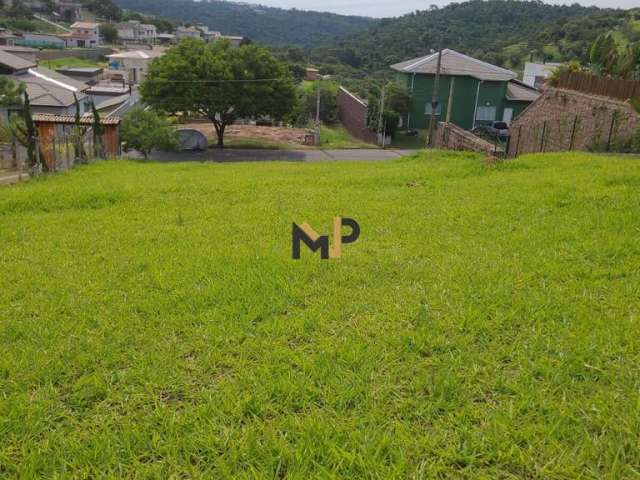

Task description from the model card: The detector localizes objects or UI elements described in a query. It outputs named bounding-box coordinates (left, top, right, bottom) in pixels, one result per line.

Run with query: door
left=503, top=108, right=514, bottom=125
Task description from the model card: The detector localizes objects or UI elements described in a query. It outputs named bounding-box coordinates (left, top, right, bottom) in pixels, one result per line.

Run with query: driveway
left=144, top=148, right=420, bottom=163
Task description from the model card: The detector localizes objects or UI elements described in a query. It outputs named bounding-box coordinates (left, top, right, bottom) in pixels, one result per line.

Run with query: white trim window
left=425, top=101, right=442, bottom=116
left=476, top=106, right=496, bottom=121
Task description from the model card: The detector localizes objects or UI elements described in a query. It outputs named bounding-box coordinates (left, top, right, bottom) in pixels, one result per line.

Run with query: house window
left=476, top=106, right=496, bottom=121
left=425, top=101, right=442, bottom=116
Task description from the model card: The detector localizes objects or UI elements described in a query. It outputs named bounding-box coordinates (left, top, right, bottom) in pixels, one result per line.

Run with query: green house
left=392, top=49, right=539, bottom=131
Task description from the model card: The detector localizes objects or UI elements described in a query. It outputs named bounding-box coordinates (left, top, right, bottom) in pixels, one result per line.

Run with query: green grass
left=319, top=125, right=375, bottom=149
left=39, top=57, right=104, bottom=70
left=2, top=151, right=640, bottom=477
left=210, top=137, right=290, bottom=150
left=391, top=129, right=428, bottom=149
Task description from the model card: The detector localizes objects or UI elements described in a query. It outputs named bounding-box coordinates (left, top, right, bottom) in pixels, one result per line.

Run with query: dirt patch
left=181, top=122, right=311, bottom=147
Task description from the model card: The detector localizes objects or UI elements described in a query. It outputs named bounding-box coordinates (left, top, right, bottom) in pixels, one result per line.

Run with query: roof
left=107, top=49, right=164, bottom=60
left=0, top=49, right=36, bottom=71
left=32, top=113, right=121, bottom=125
left=10, top=67, right=88, bottom=108
left=56, top=67, right=103, bottom=75
left=95, top=93, right=130, bottom=111
left=391, top=49, right=516, bottom=82
left=0, top=45, right=38, bottom=53
left=71, top=22, right=98, bottom=29
left=506, top=80, right=541, bottom=102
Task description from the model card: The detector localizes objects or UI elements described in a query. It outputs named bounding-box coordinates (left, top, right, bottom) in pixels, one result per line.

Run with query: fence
left=0, top=128, right=105, bottom=182
left=555, top=72, right=640, bottom=103
left=508, top=87, right=639, bottom=158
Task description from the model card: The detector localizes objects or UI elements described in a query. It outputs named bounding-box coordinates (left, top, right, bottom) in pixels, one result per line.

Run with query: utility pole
left=315, top=78, right=321, bottom=145
left=378, top=83, right=386, bottom=148
left=427, top=49, right=443, bottom=148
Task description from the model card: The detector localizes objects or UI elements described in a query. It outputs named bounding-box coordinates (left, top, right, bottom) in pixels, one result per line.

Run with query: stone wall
left=509, top=88, right=639, bottom=157
left=434, top=122, right=498, bottom=156
left=337, top=87, right=377, bottom=145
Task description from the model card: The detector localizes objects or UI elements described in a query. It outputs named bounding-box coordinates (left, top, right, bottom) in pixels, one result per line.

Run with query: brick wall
left=337, top=87, right=377, bottom=144
left=509, top=88, right=639, bottom=157
left=434, top=122, right=498, bottom=156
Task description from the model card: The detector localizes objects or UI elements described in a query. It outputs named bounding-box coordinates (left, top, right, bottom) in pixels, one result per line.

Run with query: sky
left=240, top=0, right=638, bottom=18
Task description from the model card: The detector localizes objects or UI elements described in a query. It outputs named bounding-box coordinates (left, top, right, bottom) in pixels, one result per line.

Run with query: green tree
left=100, top=23, right=119, bottom=44
left=141, top=38, right=296, bottom=147
left=292, top=81, right=338, bottom=127
left=590, top=33, right=619, bottom=76
left=121, top=106, right=178, bottom=159
left=0, top=76, right=24, bottom=106
left=366, top=82, right=411, bottom=139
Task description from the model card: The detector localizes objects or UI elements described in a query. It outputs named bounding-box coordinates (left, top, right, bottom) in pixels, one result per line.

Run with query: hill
left=308, top=0, right=631, bottom=74
left=112, top=0, right=377, bottom=47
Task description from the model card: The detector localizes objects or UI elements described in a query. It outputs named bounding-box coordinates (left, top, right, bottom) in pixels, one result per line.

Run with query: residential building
left=0, top=46, right=38, bottom=63
left=392, top=49, right=540, bottom=130
left=115, top=21, right=157, bottom=44
left=0, top=50, right=90, bottom=118
left=156, top=33, right=175, bottom=45
left=59, top=22, right=100, bottom=48
left=196, top=25, right=221, bottom=42
left=522, top=62, right=563, bottom=89
left=175, top=26, right=202, bottom=40
left=106, top=49, right=164, bottom=85
left=55, top=0, right=82, bottom=22
left=0, top=28, right=18, bottom=47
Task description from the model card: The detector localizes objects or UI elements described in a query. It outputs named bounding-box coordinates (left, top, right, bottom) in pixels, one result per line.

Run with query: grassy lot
left=39, top=57, right=105, bottom=70
left=319, top=125, right=375, bottom=149
left=1, top=152, right=640, bottom=477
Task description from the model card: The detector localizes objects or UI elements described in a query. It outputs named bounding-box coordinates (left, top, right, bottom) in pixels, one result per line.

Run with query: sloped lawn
left=1, top=152, right=640, bottom=478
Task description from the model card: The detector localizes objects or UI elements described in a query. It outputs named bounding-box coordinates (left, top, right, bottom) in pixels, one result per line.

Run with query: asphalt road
left=144, top=148, right=420, bottom=163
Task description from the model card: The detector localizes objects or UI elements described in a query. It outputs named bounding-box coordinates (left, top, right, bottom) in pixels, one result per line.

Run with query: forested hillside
left=113, top=0, right=376, bottom=47
left=307, top=0, right=632, bottom=74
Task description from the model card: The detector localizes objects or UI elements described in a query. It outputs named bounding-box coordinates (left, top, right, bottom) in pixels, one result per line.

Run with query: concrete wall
left=508, top=88, right=639, bottom=157
left=337, top=86, right=377, bottom=144
left=35, top=47, right=114, bottom=62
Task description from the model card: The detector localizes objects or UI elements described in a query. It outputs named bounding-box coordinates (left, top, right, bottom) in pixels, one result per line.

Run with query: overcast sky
left=245, top=0, right=637, bottom=18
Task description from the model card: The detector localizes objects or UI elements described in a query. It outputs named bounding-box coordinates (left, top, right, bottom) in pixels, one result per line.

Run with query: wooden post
left=540, top=121, right=547, bottom=153
left=569, top=115, right=578, bottom=151
left=514, top=125, right=522, bottom=158
left=606, top=113, right=616, bottom=152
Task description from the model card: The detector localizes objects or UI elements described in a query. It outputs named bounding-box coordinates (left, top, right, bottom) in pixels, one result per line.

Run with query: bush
left=121, top=107, right=179, bottom=159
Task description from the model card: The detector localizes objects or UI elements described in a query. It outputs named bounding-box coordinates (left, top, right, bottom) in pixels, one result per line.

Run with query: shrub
left=121, top=107, right=179, bottom=159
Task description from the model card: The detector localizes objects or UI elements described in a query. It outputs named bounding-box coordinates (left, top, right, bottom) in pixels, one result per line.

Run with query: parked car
left=473, top=121, right=510, bottom=142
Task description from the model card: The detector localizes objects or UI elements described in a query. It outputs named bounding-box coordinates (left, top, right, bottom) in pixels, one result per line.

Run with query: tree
left=292, top=81, right=338, bottom=127
left=120, top=106, right=178, bottom=159
left=91, top=101, right=104, bottom=158
left=590, top=33, right=618, bottom=76
left=366, top=82, right=411, bottom=139
left=141, top=38, right=296, bottom=147
left=100, top=23, right=118, bottom=44
left=0, top=76, right=25, bottom=107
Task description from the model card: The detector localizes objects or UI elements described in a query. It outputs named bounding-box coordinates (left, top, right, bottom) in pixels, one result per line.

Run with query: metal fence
left=0, top=128, right=104, bottom=182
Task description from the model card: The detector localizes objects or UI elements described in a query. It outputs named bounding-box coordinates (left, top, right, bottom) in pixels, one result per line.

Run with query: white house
left=59, top=21, right=100, bottom=48
left=106, top=49, right=164, bottom=85
left=115, top=21, right=157, bottom=44
left=175, top=26, right=202, bottom=40
left=522, top=62, right=563, bottom=89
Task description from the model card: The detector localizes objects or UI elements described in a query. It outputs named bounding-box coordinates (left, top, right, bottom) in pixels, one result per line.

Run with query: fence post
left=540, top=121, right=547, bottom=153
left=606, top=113, right=616, bottom=152
left=514, top=125, right=522, bottom=158
left=569, top=115, right=578, bottom=151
